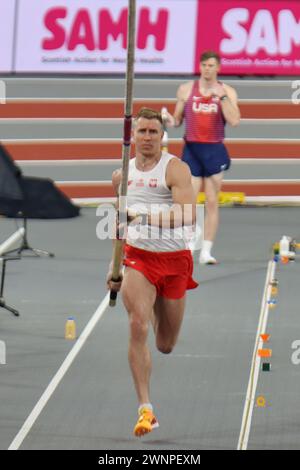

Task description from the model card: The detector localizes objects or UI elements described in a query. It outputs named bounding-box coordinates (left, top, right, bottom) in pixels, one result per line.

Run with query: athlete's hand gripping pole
left=110, top=0, right=136, bottom=307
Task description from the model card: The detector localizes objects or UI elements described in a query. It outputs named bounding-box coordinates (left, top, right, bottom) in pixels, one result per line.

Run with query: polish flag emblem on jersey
left=149, top=179, right=158, bottom=188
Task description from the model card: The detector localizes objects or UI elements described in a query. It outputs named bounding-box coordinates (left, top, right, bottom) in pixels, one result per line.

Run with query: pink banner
left=15, top=0, right=197, bottom=74
left=195, top=0, right=300, bottom=75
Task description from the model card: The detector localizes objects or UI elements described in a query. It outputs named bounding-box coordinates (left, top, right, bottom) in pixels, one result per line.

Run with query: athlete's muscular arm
left=210, top=83, right=240, bottom=127
left=163, top=82, right=192, bottom=128
left=172, top=83, right=189, bottom=127
left=117, top=160, right=195, bottom=229
left=221, top=84, right=240, bottom=127
left=147, top=159, right=196, bottom=228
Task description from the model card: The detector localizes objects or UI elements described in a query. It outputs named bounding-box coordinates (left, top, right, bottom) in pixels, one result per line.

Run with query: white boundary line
left=0, top=118, right=124, bottom=123
left=2, top=137, right=300, bottom=143
left=225, top=178, right=300, bottom=183
left=56, top=178, right=300, bottom=184
left=17, top=159, right=122, bottom=166
left=4, top=97, right=295, bottom=103
left=56, top=180, right=111, bottom=185
left=8, top=292, right=110, bottom=450
left=246, top=196, right=300, bottom=203
left=233, top=159, right=300, bottom=165
left=16, top=158, right=300, bottom=166
left=0, top=118, right=299, bottom=124
left=1, top=78, right=296, bottom=85
left=73, top=197, right=116, bottom=205
left=237, top=260, right=276, bottom=450
left=71, top=196, right=300, bottom=206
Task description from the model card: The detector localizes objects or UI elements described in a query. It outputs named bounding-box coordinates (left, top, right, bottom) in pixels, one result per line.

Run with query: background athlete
left=163, top=50, right=240, bottom=264
left=106, top=108, right=198, bottom=437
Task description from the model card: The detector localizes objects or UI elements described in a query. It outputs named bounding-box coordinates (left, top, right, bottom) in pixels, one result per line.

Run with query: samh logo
left=42, top=7, right=169, bottom=51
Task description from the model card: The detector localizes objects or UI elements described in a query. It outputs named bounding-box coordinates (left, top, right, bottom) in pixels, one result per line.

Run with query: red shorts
left=123, top=244, right=198, bottom=299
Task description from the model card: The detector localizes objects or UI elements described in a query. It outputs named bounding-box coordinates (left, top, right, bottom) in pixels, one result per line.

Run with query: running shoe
left=133, top=406, right=159, bottom=437
left=199, top=252, right=218, bottom=265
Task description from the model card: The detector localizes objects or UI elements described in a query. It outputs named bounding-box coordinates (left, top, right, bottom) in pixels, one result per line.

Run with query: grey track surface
left=0, top=119, right=299, bottom=140
left=1, top=207, right=300, bottom=450
left=249, top=259, right=300, bottom=450
left=0, top=78, right=296, bottom=99
left=18, top=161, right=300, bottom=182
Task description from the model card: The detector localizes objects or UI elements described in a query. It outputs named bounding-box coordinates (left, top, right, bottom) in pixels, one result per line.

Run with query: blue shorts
left=182, top=142, right=231, bottom=177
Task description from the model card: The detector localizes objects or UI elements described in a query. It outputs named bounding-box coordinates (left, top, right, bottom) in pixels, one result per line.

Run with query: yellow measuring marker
left=271, top=286, right=278, bottom=295
left=197, top=192, right=245, bottom=205
left=256, top=396, right=267, bottom=408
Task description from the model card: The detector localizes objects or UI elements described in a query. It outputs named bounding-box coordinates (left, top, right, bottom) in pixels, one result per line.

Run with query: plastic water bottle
left=279, top=236, right=290, bottom=256
left=65, top=317, right=76, bottom=340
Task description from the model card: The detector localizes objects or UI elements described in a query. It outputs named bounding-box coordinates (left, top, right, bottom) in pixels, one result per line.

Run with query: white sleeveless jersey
left=126, top=153, right=188, bottom=252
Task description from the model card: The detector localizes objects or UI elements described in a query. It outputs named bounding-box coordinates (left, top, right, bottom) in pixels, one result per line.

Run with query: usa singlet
left=184, top=81, right=226, bottom=143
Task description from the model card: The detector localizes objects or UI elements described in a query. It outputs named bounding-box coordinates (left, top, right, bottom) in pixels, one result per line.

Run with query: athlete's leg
left=153, top=295, right=186, bottom=354
left=183, top=144, right=204, bottom=252
left=203, top=172, right=223, bottom=241
left=191, top=175, right=203, bottom=199
left=200, top=172, right=223, bottom=263
left=188, top=176, right=204, bottom=252
left=121, top=267, right=156, bottom=405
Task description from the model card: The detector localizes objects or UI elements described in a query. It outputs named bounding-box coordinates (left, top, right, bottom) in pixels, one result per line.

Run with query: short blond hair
left=134, top=107, right=163, bottom=126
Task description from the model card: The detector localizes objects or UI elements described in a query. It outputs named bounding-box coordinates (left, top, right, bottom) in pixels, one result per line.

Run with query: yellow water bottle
left=65, top=317, right=76, bottom=340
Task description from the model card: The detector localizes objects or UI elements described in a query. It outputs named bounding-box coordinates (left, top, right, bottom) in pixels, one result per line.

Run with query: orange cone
left=260, top=334, right=270, bottom=343
left=258, top=348, right=272, bottom=358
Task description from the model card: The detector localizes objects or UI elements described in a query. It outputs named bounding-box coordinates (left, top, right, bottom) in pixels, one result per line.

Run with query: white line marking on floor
left=4, top=97, right=293, bottom=103
left=170, top=354, right=224, bottom=359
left=237, top=260, right=276, bottom=450
left=8, top=292, right=110, bottom=450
